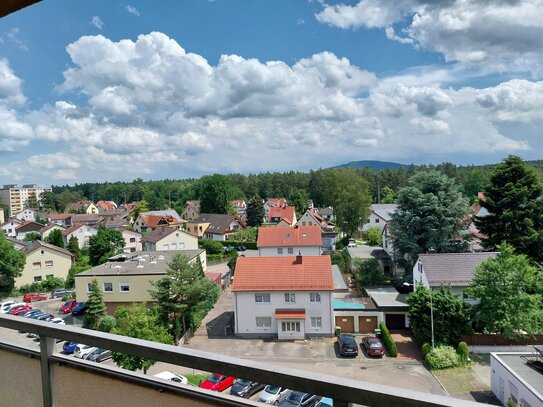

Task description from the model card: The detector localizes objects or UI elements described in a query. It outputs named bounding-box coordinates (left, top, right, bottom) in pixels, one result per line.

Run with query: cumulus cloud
left=90, top=16, right=104, bottom=30
left=316, top=0, right=543, bottom=74
left=126, top=5, right=140, bottom=16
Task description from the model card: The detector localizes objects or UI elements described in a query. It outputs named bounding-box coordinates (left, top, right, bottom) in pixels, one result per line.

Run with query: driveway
left=347, top=244, right=383, bottom=259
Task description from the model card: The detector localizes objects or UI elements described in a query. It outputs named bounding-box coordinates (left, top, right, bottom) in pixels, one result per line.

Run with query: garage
left=335, top=316, right=354, bottom=333
left=385, top=314, right=407, bottom=330
left=358, top=316, right=378, bottom=333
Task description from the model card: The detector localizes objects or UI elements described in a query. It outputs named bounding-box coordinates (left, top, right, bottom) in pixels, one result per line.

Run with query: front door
left=278, top=320, right=305, bottom=340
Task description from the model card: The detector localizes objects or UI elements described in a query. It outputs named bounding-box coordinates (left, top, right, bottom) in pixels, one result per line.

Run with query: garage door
left=335, top=316, right=354, bottom=333
left=358, top=316, right=378, bottom=334
left=385, top=314, right=406, bottom=330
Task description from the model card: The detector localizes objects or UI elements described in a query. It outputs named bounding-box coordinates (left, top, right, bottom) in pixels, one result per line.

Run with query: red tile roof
left=257, top=225, right=322, bottom=247
left=49, top=213, right=72, bottom=220
left=266, top=198, right=287, bottom=208
left=232, top=256, right=334, bottom=292
left=141, top=214, right=180, bottom=229
left=268, top=206, right=296, bottom=224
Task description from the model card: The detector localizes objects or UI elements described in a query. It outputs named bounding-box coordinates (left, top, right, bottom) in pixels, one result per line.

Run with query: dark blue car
left=63, top=341, right=78, bottom=354
left=71, top=302, right=87, bottom=316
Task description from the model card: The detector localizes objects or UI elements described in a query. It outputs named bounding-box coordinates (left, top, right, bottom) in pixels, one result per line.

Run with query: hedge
left=422, top=343, right=432, bottom=358
left=217, top=240, right=257, bottom=250
left=379, top=322, right=398, bottom=357
left=425, top=346, right=460, bottom=369
left=457, top=341, right=469, bottom=364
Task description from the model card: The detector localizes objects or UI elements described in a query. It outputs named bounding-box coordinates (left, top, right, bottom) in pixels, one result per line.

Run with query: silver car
left=259, top=385, right=290, bottom=405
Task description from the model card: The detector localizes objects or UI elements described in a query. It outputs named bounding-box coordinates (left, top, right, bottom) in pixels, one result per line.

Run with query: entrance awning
left=275, top=310, right=305, bottom=319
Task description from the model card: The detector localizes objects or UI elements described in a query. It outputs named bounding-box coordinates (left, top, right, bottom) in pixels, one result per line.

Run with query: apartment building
left=0, top=184, right=52, bottom=215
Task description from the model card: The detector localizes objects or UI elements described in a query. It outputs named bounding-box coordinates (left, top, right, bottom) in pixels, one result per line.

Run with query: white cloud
left=126, top=5, right=140, bottom=16
left=316, top=0, right=543, bottom=75
left=90, top=16, right=104, bottom=30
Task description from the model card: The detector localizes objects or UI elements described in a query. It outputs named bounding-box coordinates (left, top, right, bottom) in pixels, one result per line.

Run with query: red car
left=199, top=373, right=235, bottom=392
left=9, top=305, right=32, bottom=315
left=361, top=337, right=385, bottom=358
left=59, top=299, right=77, bottom=314
left=23, top=292, right=47, bottom=303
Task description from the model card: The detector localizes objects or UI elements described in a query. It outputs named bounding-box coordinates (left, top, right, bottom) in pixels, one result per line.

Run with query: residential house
left=65, top=200, right=99, bottom=214
left=74, top=250, right=206, bottom=313
left=63, top=223, right=99, bottom=249
left=96, top=200, right=118, bottom=212
left=381, top=224, right=404, bottom=276
left=0, top=218, right=23, bottom=237
left=365, top=286, right=410, bottom=330
left=186, top=214, right=244, bottom=241
left=257, top=225, right=322, bottom=256
left=231, top=200, right=247, bottom=217
left=296, top=209, right=337, bottom=251
left=71, top=213, right=103, bottom=227
left=40, top=223, right=66, bottom=241
left=15, top=221, right=44, bottom=240
left=122, top=230, right=142, bottom=253
left=466, top=203, right=489, bottom=252
left=140, top=226, right=198, bottom=251
left=316, top=207, right=335, bottom=222
left=362, top=204, right=397, bottom=232
left=15, top=240, right=73, bottom=287
left=264, top=198, right=287, bottom=219
left=48, top=213, right=72, bottom=228
left=232, top=255, right=335, bottom=340
left=0, top=184, right=52, bottom=216
left=266, top=206, right=297, bottom=226
left=14, top=208, right=39, bottom=222
left=413, top=252, right=498, bottom=303
left=133, top=209, right=183, bottom=233
left=181, top=200, right=200, bottom=221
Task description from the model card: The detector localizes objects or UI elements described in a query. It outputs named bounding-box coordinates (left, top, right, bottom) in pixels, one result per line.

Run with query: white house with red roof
left=266, top=205, right=297, bottom=226
left=257, top=225, right=322, bottom=256
left=264, top=198, right=287, bottom=219
left=232, top=255, right=334, bottom=340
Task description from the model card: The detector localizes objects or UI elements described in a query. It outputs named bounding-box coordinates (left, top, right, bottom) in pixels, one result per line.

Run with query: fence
left=461, top=334, right=543, bottom=346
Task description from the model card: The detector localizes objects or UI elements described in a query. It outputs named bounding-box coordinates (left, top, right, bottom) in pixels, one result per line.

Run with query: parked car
left=259, top=385, right=290, bottom=405
left=337, top=334, right=358, bottom=357
left=71, top=302, right=87, bottom=316
left=230, top=379, right=264, bottom=398
left=23, top=292, right=47, bottom=302
left=279, top=391, right=321, bottom=407
left=59, top=299, right=77, bottom=314
left=74, top=344, right=97, bottom=359
left=49, top=317, right=65, bottom=325
left=50, top=289, right=73, bottom=299
left=84, top=348, right=112, bottom=363
left=361, top=337, right=385, bottom=358
left=0, top=300, right=17, bottom=313
left=315, top=397, right=333, bottom=407
left=3, top=302, right=27, bottom=313
left=36, top=313, right=54, bottom=321
left=21, top=309, right=44, bottom=318
left=63, top=341, right=78, bottom=354
left=199, top=373, right=235, bottom=392
left=237, top=245, right=247, bottom=252
left=153, top=371, right=188, bottom=385
left=347, top=238, right=357, bottom=248
left=9, top=306, right=33, bottom=316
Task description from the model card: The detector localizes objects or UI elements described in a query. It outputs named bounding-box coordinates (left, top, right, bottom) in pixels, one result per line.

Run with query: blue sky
left=1, top=0, right=542, bottom=185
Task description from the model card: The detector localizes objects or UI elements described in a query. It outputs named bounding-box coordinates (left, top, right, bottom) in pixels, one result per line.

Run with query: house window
left=254, top=293, right=270, bottom=303
left=308, top=221, right=313, bottom=226
left=119, top=283, right=131, bottom=292
left=281, top=321, right=300, bottom=332
left=277, top=248, right=283, bottom=254
left=302, top=221, right=306, bottom=226
left=32, top=262, right=41, bottom=270
left=255, top=317, right=272, bottom=328
left=284, top=293, right=296, bottom=303
left=33, top=276, right=42, bottom=282
left=44, top=260, right=53, bottom=268
left=103, top=282, right=113, bottom=293
left=287, top=248, right=294, bottom=254
left=310, top=293, right=321, bottom=302
left=40, top=250, right=44, bottom=255
left=311, top=317, right=322, bottom=328
left=375, top=218, right=380, bottom=223
left=129, top=238, right=136, bottom=243
left=87, top=283, right=93, bottom=293
left=45, top=274, right=53, bottom=279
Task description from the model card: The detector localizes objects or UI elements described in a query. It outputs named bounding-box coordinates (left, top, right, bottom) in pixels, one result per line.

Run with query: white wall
left=258, top=246, right=321, bottom=256
left=66, top=226, right=98, bottom=249
left=234, top=291, right=333, bottom=338
left=361, top=213, right=386, bottom=232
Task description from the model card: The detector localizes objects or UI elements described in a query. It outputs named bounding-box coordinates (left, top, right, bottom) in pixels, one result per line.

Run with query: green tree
left=365, top=227, right=382, bottom=246
left=288, top=188, right=309, bottom=217
left=130, top=200, right=149, bottom=221
left=83, top=279, right=107, bottom=329
left=23, top=232, right=40, bottom=242
left=353, top=258, right=387, bottom=289
left=65, top=256, right=91, bottom=289
left=407, top=285, right=471, bottom=346
left=390, top=171, right=469, bottom=271
left=476, top=155, right=543, bottom=261
left=111, top=304, right=173, bottom=373
left=380, top=186, right=395, bottom=204
left=39, top=191, right=58, bottom=211
left=246, top=195, right=265, bottom=227
left=231, top=226, right=258, bottom=242
left=466, top=244, right=543, bottom=339
left=68, top=235, right=80, bottom=260
left=88, top=228, right=125, bottom=266
left=45, top=229, right=65, bottom=249
left=324, top=169, right=371, bottom=236
left=150, top=254, right=221, bottom=343
left=25, top=194, right=39, bottom=209
left=199, top=174, right=232, bottom=214
left=0, top=232, right=26, bottom=292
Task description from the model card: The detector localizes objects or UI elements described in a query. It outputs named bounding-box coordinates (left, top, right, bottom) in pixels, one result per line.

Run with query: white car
left=49, top=317, right=65, bottom=325
left=74, top=344, right=97, bottom=359
left=258, top=385, right=290, bottom=404
left=1, top=301, right=26, bottom=313
left=153, top=371, right=189, bottom=385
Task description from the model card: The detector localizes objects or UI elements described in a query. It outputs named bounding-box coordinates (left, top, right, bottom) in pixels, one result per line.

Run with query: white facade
left=143, top=230, right=198, bottom=251
left=65, top=225, right=98, bottom=249
left=258, top=246, right=321, bottom=257
left=0, top=184, right=51, bottom=216
left=491, top=353, right=543, bottom=407
left=15, top=209, right=38, bottom=222
left=234, top=291, right=334, bottom=340
left=362, top=212, right=386, bottom=232
left=122, top=230, right=142, bottom=253
left=0, top=219, right=23, bottom=238
left=204, top=220, right=243, bottom=241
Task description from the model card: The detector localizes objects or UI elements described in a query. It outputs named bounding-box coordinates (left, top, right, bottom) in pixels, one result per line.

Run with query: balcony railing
left=0, top=314, right=487, bottom=407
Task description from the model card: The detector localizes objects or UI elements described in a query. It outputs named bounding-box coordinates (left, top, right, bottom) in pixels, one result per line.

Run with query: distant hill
left=332, top=160, right=406, bottom=170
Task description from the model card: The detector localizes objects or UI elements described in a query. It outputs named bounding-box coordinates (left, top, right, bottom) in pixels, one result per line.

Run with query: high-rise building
left=0, top=184, right=52, bottom=216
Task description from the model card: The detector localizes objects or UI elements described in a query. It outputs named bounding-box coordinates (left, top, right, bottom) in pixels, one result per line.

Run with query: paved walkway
left=391, top=331, right=422, bottom=361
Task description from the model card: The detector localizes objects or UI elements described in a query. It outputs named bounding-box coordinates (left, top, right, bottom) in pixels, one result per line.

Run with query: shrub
left=353, top=258, right=388, bottom=288
left=365, top=227, right=382, bottom=246
left=216, top=240, right=257, bottom=250
left=457, top=341, right=469, bottom=364
left=422, top=343, right=432, bottom=358
left=425, top=346, right=460, bottom=369
left=379, top=322, right=398, bottom=357
left=97, top=315, right=117, bottom=333
left=199, top=240, right=224, bottom=255
left=19, top=276, right=65, bottom=294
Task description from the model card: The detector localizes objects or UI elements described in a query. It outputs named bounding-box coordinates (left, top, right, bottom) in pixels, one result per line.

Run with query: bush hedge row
left=217, top=240, right=258, bottom=250
left=379, top=322, right=398, bottom=357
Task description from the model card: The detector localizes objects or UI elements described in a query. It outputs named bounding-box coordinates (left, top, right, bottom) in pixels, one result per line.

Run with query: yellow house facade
left=185, top=220, right=209, bottom=238
left=16, top=241, right=73, bottom=287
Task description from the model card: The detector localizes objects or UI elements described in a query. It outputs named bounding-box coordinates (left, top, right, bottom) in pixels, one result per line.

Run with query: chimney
left=294, top=254, right=302, bottom=264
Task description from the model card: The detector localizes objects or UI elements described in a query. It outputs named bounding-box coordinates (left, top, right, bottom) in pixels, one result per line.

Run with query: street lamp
left=404, top=282, right=434, bottom=348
